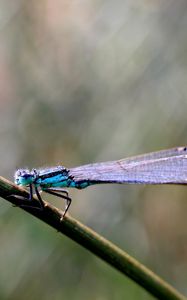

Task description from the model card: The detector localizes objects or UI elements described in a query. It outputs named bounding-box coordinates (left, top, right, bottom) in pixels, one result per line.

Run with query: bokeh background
left=0, top=1, right=187, bottom=299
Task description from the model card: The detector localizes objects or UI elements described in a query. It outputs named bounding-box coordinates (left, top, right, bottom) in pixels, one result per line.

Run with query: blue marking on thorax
left=37, top=173, right=70, bottom=188
left=34, top=167, right=94, bottom=189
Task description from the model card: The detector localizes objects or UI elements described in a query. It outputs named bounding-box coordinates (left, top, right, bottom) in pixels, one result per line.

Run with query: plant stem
left=0, top=176, right=186, bottom=300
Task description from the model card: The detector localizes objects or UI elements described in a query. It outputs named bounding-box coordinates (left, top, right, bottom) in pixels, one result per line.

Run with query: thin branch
left=0, top=176, right=186, bottom=300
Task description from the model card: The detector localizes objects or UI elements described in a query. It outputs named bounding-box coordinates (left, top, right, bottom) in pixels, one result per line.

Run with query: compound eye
left=14, top=169, right=33, bottom=186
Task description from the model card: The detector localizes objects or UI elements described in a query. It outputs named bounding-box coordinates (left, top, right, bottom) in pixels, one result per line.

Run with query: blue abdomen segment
left=69, top=181, right=91, bottom=189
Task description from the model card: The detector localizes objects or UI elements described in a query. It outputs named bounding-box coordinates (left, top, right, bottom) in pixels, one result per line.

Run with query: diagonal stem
left=0, top=176, right=186, bottom=300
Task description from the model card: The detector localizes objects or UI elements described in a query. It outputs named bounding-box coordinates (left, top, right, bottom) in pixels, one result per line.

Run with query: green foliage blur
left=0, top=1, right=187, bottom=299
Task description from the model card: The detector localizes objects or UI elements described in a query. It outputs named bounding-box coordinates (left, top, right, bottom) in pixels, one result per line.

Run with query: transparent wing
left=69, top=146, right=187, bottom=184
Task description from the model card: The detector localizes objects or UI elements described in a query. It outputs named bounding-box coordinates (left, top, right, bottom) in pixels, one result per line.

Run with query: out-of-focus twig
left=0, top=176, right=186, bottom=300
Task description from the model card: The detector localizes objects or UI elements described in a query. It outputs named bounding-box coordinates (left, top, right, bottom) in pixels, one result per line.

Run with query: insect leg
left=12, top=184, right=44, bottom=210
left=44, top=188, right=71, bottom=219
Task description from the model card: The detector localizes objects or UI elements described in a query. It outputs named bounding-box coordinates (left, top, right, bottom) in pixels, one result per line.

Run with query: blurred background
left=0, top=0, right=187, bottom=299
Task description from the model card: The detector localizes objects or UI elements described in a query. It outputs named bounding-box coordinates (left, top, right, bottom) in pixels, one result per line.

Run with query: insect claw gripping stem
left=9, top=184, right=45, bottom=211
left=34, top=185, right=45, bottom=210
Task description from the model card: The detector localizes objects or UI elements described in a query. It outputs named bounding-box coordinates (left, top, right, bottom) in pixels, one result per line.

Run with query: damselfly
left=14, top=146, right=187, bottom=218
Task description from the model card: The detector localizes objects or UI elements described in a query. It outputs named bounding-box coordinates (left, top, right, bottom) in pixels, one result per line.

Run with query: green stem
left=0, top=176, right=186, bottom=300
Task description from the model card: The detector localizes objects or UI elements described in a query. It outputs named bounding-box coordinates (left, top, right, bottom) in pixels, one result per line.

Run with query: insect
left=14, top=146, right=187, bottom=218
